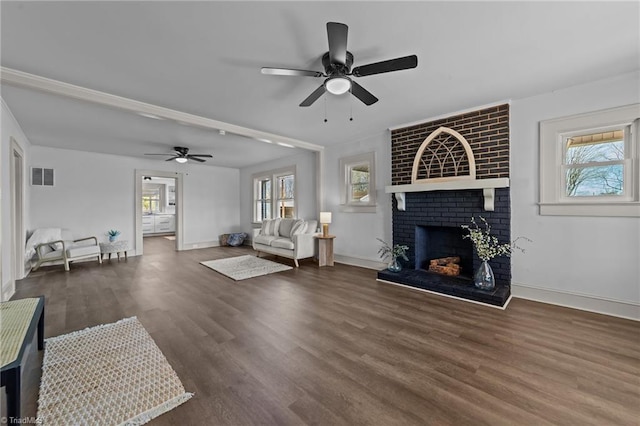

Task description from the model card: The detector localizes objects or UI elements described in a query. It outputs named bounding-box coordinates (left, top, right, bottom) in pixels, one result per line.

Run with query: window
left=276, top=173, right=295, bottom=218
left=564, top=129, right=626, bottom=198
left=253, top=167, right=296, bottom=222
left=142, top=187, right=161, bottom=214
left=255, top=177, right=272, bottom=222
left=540, top=104, right=639, bottom=217
left=340, top=152, right=376, bottom=212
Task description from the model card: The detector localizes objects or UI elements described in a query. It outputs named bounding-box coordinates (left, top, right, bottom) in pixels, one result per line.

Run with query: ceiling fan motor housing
left=322, top=51, right=353, bottom=76
left=174, top=146, right=189, bottom=156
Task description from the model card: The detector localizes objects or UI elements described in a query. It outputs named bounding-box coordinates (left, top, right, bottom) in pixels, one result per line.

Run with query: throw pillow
left=259, top=219, right=270, bottom=236
left=278, top=218, right=296, bottom=238
left=270, top=218, right=281, bottom=236
left=290, top=220, right=307, bottom=237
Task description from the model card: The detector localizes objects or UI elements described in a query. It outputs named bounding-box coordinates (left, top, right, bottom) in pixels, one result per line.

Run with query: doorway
left=134, top=169, right=184, bottom=256
left=142, top=176, right=176, bottom=254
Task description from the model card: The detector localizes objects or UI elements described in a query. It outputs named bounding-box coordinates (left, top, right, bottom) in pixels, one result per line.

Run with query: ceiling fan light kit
left=261, top=22, right=418, bottom=108
left=175, top=157, right=188, bottom=163
left=325, top=76, right=351, bottom=95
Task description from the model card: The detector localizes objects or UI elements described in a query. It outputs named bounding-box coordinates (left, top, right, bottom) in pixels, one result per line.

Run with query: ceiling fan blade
left=327, top=22, right=348, bottom=65
left=261, top=67, right=324, bottom=77
left=188, top=154, right=213, bottom=158
left=165, top=156, right=179, bottom=162
left=352, top=55, right=418, bottom=77
left=187, top=156, right=206, bottom=163
left=350, top=81, right=378, bottom=106
left=299, top=84, right=326, bottom=107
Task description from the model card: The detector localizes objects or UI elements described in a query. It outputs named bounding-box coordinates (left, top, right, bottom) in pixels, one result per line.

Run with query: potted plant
left=377, top=238, right=409, bottom=272
left=107, top=229, right=121, bottom=242
left=461, top=216, right=530, bottom=290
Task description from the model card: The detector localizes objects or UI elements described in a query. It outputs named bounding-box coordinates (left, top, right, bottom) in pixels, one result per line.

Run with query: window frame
left=142, top=184, right=164, bottom=214
left=539, top=104, right=640, bottom=217
left=252, top=166, right=297, bottom=223
left=339, top=152, right=377, bottom=213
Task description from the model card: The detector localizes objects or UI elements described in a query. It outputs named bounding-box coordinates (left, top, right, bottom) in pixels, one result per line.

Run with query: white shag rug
left=200, top=255, right=292, bottom=280
left=38, top=317, right=193, bottom=426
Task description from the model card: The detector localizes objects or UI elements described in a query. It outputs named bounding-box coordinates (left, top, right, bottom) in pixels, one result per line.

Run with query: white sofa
left=252, top=218, right=318, bottom=267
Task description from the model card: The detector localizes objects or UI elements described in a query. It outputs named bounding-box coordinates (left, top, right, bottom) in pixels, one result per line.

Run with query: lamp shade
left=319, top=212, right=332, bottom=224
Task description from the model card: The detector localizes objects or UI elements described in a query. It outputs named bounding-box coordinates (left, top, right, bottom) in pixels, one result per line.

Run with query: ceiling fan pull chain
left=349, top=90, right=354, bottom=122
left=324, top=96, right=328, bottom=123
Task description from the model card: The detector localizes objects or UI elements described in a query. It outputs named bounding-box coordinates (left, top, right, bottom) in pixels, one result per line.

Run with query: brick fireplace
left=378, top=104, right=512, bottom=307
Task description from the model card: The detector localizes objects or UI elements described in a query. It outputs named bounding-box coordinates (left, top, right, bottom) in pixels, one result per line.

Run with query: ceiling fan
left=144, top=146, right=213, bottom=163
left=261, top=22, right=418, bottom=107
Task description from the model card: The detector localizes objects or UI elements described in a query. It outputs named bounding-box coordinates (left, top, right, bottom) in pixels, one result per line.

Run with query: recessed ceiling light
left=219, top=129, right=226, bottom=135
left=138, top=112, right=165, bottom=120
left=277, top=142, right=295, bottom=148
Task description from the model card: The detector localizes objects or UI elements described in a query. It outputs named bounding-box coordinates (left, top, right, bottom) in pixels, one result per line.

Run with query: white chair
left=32, top=234, right=102, bottom=272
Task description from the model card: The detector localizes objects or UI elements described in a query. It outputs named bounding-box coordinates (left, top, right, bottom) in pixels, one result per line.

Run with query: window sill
left=539, top=202, right=640, bottom=217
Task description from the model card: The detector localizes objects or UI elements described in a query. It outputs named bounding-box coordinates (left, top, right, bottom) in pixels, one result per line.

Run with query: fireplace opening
left=415, top=225, right=473, bottom=280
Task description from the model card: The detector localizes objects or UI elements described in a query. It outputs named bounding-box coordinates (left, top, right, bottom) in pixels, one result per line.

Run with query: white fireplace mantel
left=385, top=178, right=510, bottom=211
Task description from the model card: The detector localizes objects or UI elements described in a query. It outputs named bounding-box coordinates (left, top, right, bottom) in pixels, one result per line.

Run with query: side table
left=99, top=240, right=129, bottom=260
left=315, top=235, right=336, bottom=267
left=1, top=296, right=45, bottom=422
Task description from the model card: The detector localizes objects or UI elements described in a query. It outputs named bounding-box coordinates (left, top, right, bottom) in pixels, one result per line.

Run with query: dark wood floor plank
left=10, top=236, right=640, bottom=425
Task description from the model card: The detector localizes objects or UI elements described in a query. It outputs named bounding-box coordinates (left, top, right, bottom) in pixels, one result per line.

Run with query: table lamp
left=319, top=212, right=332, bottom=237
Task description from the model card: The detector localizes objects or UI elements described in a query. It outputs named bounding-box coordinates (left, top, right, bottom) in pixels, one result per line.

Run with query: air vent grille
left=32, top=167, right=55, bottom=186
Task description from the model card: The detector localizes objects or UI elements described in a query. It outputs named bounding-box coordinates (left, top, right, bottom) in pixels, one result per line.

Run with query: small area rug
left=38, top=317, right=193, bottom=425
left=200, top=254, right=292, bottom=280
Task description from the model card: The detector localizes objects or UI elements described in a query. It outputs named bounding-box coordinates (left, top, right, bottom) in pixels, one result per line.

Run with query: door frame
left=10, top=137, right=25, bottom=282
left=134, top=169, right=184, bottom=255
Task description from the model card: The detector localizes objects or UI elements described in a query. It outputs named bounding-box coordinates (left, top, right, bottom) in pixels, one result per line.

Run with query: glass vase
left=474, top=260, right=495, bottom=291
left=387, top=257, right=402, bottom=272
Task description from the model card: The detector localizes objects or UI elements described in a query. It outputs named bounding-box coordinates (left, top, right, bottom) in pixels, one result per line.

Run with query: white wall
left=323, top=131, right=391, bottom=269
left=239, top=150, right=317, bottom=234
left=29, top=146, right=240, bottom=252
left=1, top=99, right=32, bottom=300
left=510, top=71, right=640, bottom=319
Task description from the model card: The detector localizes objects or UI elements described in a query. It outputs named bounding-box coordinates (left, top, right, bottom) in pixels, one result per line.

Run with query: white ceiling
left=1, top=1, right=638, bottom=168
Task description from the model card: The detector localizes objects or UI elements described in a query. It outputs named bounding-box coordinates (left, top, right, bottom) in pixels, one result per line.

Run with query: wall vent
left=31, top=167, right=55, bottom=186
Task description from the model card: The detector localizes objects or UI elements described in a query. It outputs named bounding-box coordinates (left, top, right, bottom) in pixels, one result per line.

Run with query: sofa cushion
left=254, top=234, right=278, bottom=246
left=290, top=220, right=307, bottom=237
left=41, top=249, right=64, bottom=260
left=278, top=218, right=297, bottom=238
left=66, top=244, right=100, bottom=258
left=270, top=237, right=295, bottom=250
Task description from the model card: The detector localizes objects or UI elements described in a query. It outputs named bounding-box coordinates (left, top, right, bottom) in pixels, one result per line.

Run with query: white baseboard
left=1, top=279, right=16, bottom=302
left=512, top=282, right=639, bottom=321
left=334, top=254, right=386, bottom=270
left=181, top=241, right=220, bottom=251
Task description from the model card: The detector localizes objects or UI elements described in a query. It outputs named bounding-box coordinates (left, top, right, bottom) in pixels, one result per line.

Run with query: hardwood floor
left=12, top=236, right=640, bottom=425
